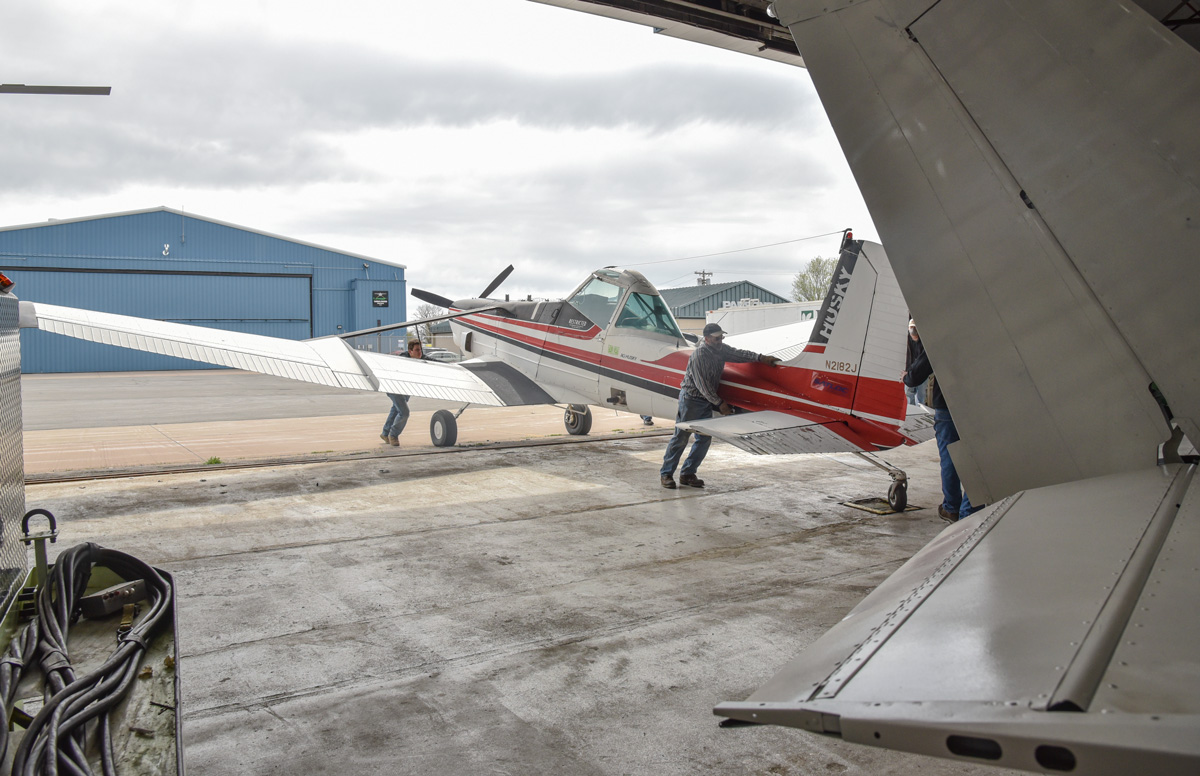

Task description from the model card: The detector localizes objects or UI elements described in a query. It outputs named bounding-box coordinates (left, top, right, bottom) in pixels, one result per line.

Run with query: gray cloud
left=0, top=14, right=820, bottom=196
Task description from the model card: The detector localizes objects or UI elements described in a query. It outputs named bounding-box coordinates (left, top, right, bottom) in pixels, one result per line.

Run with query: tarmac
left=19, top=371, right=1019, bottom=775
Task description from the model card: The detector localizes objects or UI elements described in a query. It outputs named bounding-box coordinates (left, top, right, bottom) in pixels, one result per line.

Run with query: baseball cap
left=702, top=323, right=726, bottom=337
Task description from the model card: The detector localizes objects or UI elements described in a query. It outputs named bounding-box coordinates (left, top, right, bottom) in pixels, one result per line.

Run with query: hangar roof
left=0, top=206, right=405, bottom=270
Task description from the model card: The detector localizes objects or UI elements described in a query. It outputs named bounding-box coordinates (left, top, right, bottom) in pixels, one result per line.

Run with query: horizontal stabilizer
left=715, top=463, right=1200, bottom=772
left=898, top=404, right=935, bottom=444
left=678, top=411, right=861, bottom=455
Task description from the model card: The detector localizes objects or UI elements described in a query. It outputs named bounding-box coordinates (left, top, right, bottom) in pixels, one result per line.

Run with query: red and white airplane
left=17, top=236, right=930, bottom=505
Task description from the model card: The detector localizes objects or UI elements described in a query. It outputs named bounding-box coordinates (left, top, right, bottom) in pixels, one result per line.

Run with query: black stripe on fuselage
left=456, top=319, right=681, bottom=400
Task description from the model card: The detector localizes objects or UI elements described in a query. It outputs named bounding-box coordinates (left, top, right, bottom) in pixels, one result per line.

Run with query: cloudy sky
left=0, top=0, right=875, bottom=302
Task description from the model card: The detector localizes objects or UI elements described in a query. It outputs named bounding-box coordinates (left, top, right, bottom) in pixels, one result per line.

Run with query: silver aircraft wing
left=715, top=463, right=1200, bottom=774
left=19, top=301, right=515, bottom=407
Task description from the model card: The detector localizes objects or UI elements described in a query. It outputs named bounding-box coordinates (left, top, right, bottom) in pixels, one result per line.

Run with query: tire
left=887, top=480, right=907, bottom=512
left=564, top=404, right=592, bottom=436
left=430, top=410, right=458, bottom=447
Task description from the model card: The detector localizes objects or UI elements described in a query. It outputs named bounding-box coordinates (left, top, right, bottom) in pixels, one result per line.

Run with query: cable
left=624, top=229, right=848, bottom=268
left=2, top=542, right=174, bottom=776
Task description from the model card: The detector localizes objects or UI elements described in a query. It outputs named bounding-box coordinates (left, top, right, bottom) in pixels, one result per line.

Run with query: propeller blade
left=411, top=288, right=455, bottom=308
left=479, top=265, right=514, bottom=299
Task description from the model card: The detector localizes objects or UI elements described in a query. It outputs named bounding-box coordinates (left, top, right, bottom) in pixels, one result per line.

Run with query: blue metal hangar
left=0, top=207, right=408, bottom=373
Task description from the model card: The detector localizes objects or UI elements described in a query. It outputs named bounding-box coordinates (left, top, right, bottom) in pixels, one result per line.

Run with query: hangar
left=0, top=207, right=407, bottom=373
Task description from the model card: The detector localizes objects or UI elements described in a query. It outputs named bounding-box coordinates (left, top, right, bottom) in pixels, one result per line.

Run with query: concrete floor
left=21, top=372, right=1018, bottom=775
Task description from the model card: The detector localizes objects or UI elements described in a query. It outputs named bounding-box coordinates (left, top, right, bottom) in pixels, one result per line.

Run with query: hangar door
left=17, top=270, right=312, bottom=373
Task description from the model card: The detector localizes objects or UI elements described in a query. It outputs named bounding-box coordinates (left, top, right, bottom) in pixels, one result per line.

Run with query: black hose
left=1, top=542, right=174, bottom=776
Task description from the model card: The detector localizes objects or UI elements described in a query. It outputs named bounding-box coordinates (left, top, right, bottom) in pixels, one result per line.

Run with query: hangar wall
left=0, top=208, right=408, bottom=373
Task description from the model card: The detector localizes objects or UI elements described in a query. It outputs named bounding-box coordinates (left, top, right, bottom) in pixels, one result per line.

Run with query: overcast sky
left=0, top=0, right=876, bottom=302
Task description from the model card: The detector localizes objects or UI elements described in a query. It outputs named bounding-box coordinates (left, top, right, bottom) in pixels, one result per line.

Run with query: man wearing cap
left=660, top=323, right=781, bottom=489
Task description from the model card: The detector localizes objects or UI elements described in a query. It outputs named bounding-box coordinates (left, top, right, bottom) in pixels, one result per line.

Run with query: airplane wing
left=19, top=301, right=538, bottom=407
left=528, top=0, right=804, bottom=68
left=715, top=462, right=1200, bottom=774
left=722, top=320, right=816, bottom=363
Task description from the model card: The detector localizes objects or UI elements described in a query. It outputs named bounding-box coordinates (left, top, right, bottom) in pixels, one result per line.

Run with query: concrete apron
left=25, top=436, right=1017, bottom=775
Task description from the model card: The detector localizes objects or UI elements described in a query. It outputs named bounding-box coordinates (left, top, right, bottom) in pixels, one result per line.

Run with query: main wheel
left=430, top=410, right=458, bottom=447
left=564, top=404, right=592, bottom=436
left=887, top=480, right=907, bottom=512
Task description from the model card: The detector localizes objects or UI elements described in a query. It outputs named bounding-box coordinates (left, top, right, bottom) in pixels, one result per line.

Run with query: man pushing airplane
left=659, top=322, right=781, bottom=489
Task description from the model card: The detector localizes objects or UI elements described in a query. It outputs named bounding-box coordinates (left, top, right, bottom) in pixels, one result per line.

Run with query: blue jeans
left=906, top=381, right=926, bottom=405
left=383, top=394, right=410, bottom=437
left=933, top=407, right=972, bottom=517
left=660, top=390, right=716, bottom=478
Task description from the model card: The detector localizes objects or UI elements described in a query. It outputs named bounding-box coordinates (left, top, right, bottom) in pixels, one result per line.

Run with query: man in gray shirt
left=660, top=323, right=781, bottom=488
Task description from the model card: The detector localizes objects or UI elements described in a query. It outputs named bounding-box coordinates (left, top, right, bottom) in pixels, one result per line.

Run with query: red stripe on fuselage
left=459, top=311, right=907, bottom=447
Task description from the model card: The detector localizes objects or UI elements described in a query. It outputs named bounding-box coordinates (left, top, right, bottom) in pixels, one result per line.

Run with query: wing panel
left=716, top=465, right=1200, bottom=770
left=774, top=0, right=1170, bottom=502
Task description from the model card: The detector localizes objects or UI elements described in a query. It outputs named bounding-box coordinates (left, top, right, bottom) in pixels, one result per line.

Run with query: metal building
left=0, top=207, right=407, bottom=373
left=658, top=280, right=790, bottom=336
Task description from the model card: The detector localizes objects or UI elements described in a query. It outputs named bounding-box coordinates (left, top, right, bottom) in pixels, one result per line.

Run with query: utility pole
left=694, top=270, right=712, bottom=286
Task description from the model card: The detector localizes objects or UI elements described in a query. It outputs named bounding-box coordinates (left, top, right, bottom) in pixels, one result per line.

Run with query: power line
left=624, top=229, right=848, bottom=268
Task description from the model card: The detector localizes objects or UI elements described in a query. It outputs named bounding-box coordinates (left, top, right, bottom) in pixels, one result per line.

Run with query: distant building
left=0, top=207, right=408, bottom=373
left=657, top=280, right=790, bottom=336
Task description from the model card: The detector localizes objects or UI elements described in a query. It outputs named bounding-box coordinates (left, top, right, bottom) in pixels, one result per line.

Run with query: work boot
left=380, top=433, right=390, bottom=443
left=660, top=474, right=677, bottom=489
left=388, top=436, right=400, bottom=446
left=679, top=474, right=705, bottom=488
left=937, top=506, right=958, bottom=523
left=643, top=417, right=654, bottom=426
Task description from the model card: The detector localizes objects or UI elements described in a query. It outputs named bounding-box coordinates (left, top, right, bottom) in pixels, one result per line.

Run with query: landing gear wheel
left=430, top=410, right=458, bottom=447
left=887, top=480, right=908, bottom=512
left=564, top=404, right=592, bottom=436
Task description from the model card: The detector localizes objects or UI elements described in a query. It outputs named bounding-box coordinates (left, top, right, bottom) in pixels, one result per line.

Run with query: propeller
left=411, top=288, right=454, bottom=308
left=479, top=265, right=514, bottom=299
left=410, top=263, right=515, bottom=310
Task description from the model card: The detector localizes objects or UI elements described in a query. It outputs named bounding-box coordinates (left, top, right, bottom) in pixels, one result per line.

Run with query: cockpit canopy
left=566, top=268, right=684, bottom=340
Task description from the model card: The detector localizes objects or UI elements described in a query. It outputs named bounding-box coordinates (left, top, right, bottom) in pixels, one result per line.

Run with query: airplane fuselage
left=449, top=268, right=910, bottom=451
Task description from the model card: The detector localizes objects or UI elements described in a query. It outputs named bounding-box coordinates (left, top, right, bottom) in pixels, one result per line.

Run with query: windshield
left=614, top=292, right=684, bottom=339
left=566, top=277, right=623, bottom=327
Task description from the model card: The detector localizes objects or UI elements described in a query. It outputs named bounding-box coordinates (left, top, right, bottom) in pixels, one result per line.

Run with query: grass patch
left=204, top=457, right=222, bottom=465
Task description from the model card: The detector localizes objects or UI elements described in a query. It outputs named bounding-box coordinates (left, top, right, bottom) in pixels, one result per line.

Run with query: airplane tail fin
left=791, top=239, right=909, bottom=424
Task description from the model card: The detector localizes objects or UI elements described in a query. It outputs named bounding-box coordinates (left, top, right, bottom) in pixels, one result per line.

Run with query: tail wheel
left=887, top=480, right=908, bottom=512
left=564, top=404, right=592, bottom=436
left=430, top=410, right=458, bottom=447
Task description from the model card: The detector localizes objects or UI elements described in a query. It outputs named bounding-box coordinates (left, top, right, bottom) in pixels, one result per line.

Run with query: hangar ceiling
left=531, top=0, right=1200, bottom=64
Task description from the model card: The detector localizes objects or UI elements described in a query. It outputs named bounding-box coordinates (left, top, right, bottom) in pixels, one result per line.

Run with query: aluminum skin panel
left=772, top=0, right=1171, bottom=503
left=24, top=302, right=508, bottom=407
left=0, top=295, right=27, bottom=608
left=910, top=0, right=1200, bottom=448
left=716, top=465, right=1200, bottom=773
left=679, top=411, right=862, bottom=455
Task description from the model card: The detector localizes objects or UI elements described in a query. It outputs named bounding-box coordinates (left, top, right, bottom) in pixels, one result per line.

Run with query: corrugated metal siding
left=0, top=208, right=408, bottom=373
left=17, top=271, right=311, bottom=372
left=669, top=281, right=790, bottom=319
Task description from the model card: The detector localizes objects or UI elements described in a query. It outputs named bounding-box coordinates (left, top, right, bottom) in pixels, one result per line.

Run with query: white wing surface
left=20, top=301, right=507, bottom=406
left=716, top=463, right=1200, bottom=774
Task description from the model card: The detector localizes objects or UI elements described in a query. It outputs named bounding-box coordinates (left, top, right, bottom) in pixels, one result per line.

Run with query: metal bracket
left=20, top=509, right=58, bottom=590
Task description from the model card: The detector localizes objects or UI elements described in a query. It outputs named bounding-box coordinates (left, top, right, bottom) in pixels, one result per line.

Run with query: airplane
left=14, top=234, right=931, bottom=508
left=526, top=0, right=1200, bottom=772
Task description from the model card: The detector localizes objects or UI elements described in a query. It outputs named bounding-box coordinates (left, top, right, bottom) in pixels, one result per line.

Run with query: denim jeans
left=660, top=390, right=716, bottom=478
left=906, top=381, right=926, bottom=406
left=933, top=407, right=972, bottom=517
left=383, top=394, right=410, bottom=437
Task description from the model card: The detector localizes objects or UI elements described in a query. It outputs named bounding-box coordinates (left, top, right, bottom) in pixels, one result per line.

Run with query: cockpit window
left=615, top=292, right=684, bottom=339
left=566, top=277, right=622, bottom=327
